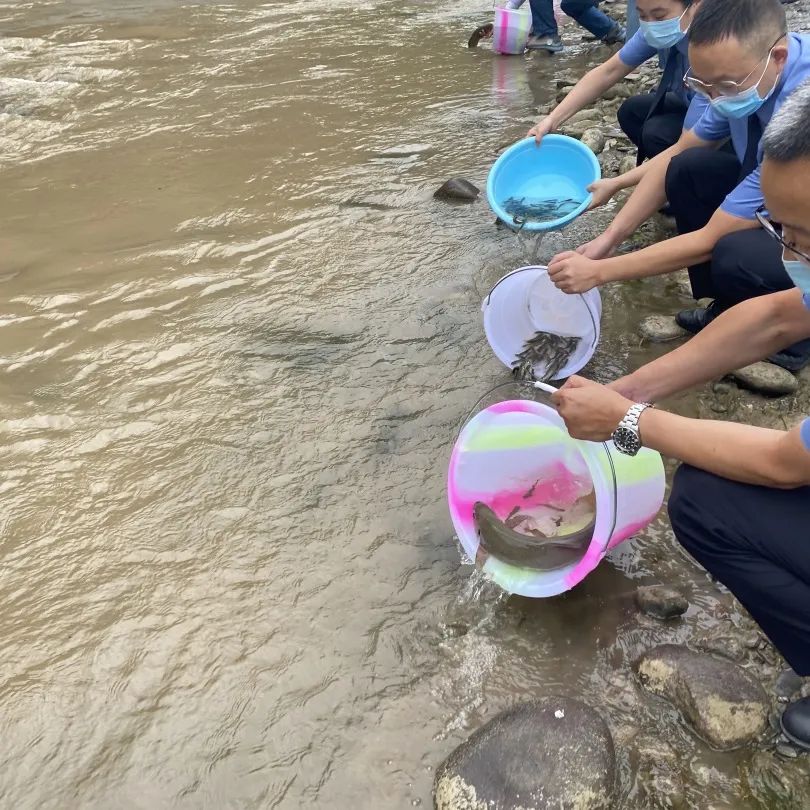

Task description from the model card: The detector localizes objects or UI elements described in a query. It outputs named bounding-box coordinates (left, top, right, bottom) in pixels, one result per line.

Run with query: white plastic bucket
left=447, top=397, right=666, bottom=597
left=482, top=266, right=602, bottom=380
left=492, top=6, right=531, bottom=54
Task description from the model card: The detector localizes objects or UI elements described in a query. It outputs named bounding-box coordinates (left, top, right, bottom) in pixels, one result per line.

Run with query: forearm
left=600, top=145, right=678, bottom=246
left=640, top=409, right=809, bottom=488
left=549, top=62, right=629, bottom=128
left=618, top=291, right=810, bottom=401
left=597, top=210, right=757, bottom=285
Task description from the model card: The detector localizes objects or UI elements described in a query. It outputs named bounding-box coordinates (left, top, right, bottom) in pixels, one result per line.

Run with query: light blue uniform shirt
left=619, top=30, right=696, bottom=116
left=691, top=33, right=810, bottom=220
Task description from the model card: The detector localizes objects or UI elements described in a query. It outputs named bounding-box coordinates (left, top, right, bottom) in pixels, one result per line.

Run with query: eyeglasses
left=683, top=34, right=785, bottom=98
left=756, top=208, right=810, bottom=265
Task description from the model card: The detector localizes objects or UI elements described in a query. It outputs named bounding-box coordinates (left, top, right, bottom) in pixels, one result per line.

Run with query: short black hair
left=689, top=0, right=786, bottom=51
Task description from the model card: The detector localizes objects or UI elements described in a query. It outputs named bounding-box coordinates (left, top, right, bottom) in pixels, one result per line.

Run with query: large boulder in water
left=434, top=178, right=480, bottom=203
left=634, top=644, right=769, bottom=750
left=434, top=698, right=616, bottom=809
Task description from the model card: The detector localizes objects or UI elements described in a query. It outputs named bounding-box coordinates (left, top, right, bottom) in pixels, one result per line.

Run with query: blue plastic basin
left=487, top=135, right=601, bottom=232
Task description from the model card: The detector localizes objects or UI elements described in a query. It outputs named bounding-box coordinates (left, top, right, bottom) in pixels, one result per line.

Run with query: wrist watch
left=611, top=403, right=652, bottom=456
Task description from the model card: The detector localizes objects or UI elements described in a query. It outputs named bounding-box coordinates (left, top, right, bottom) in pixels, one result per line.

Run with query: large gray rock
left=634, top=645, right=769, bottom=750
left=730, top=362, right=798, bottom=396
left=434, top=178, right=480, bottom=202
left=434, top=698, right=615, bottom=810
left=742, top=751, right=810, bottom=810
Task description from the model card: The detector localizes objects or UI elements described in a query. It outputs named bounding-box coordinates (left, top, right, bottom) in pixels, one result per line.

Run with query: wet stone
left=634, top=644, right=769, bottom=750
left=638, top=315, right=688, bottom=343
left=560, top=119, right=600, bottom=139
left=619, top=154, right=637, bottom=175
left=635, top=585, right=688, bottom=620
left=433, top=178, right=479, bottom=202
left=743, top=750, right=810, bottom=810
left=730, top=362, right=799, bottom=397
left=580, top=128, right=606, bottom=155
left=693, top=631, right=746, bottom=663
left=774, top=668, right=804, bottom=700
left=434, top=698, right=615, bottom=810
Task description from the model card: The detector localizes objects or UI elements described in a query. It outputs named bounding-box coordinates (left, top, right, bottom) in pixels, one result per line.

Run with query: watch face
left=613, top=427, right=641, bottom=454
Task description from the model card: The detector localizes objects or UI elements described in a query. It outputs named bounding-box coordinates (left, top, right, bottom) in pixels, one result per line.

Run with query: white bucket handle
left=484, top=266, right=600, bottom=353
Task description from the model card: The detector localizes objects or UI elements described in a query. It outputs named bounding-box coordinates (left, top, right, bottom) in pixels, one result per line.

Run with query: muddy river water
left=0, top=1, right=806, bottom=808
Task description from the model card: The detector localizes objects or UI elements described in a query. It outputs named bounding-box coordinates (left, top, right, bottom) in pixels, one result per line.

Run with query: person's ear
left=772, top=43, right=790, bottom=70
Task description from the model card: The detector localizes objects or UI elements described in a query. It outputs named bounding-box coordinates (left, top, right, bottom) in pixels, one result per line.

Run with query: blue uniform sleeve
left=720, top=166, right=763, bottom=220
left=801, top=418, right=810, bottom=453
left=618, top=30, right=657, bottom=67
left=691, top=104, right=732, bottom=143
left=683, top=94, right=710, bottom=131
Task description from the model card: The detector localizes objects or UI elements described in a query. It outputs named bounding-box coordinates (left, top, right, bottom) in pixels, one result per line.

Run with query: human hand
left=527, top=116, right=555, bottom=145
left=547, top=251, right=604, bottom=293
left=575, top=231, right=618, bottom=260
left=586, top=178, right=620, bottom=211
left=551, top=376, right=633, bottom=441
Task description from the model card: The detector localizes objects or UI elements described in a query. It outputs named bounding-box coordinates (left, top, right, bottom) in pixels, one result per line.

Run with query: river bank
left=0, top=0, right=809, bottom=807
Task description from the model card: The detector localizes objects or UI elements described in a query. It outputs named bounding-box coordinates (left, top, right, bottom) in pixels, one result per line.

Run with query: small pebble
left=776, top=739, right=800, bottom=759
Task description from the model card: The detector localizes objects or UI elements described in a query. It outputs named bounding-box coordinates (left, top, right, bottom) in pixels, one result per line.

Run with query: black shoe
left=781, top=697, right=810, bottom=750
left=601, top=23, right=626, bottom=45
left=767, top=349, right=810, bottom=372
left=675, top=301, right=720, bottom=335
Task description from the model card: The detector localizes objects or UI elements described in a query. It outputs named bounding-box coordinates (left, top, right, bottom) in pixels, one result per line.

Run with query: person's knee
left=710, top=233, right=744, bottom=289
left=617, top=96, right=646, bottom=144
left=664, top=148, right=705, bottom=204
left=640, top=119, right=677, bottom=160
left=667, top=464, right=718, bottom=552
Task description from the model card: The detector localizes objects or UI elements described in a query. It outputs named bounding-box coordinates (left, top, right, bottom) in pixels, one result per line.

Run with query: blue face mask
left=709, top=58, right=780, bottom=119
left=639, top=11, right=687, bottom=49
left=782, top=258, right=810, bottom=295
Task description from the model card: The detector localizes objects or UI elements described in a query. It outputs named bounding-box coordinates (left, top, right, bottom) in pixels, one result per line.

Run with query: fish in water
left=503, top=196, right=581, bottom=225
left=473, top=501, right=594, bottom=571
left=511, top=331, right=581, bottom=382
left=468, top=22, right=493, bottom=48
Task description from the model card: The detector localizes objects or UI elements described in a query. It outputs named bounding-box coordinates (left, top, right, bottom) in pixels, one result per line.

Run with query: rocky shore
left=433, top=2, right=810, bottom=808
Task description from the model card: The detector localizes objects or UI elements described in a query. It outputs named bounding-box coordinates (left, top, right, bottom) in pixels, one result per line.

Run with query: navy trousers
left=617, top=92, right=689, bottom=161
left=664, top=146, right=810, bottom=364
left=529, top=0, right=616, bottom=39
left=669, top=464, right=810, bottom=676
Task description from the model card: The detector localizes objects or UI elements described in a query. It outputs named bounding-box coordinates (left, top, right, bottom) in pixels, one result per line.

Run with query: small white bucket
left=482, top=265, right=602, bottom=380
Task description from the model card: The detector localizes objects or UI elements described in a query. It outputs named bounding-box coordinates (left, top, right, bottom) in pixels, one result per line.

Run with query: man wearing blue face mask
left=528, top=0, right=704, bottom=165
left=546, top=0, right=810, bottom=371
left=549, top=80, right=810, bottom=747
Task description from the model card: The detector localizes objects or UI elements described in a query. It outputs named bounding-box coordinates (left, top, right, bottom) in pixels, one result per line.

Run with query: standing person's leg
left=664, top=147, right=741, bottom=299
left=527, top=0, right=563, bottom=51
left=626, top=0, right=639, bottom=38
left=560, top=0, right=625, bottom=43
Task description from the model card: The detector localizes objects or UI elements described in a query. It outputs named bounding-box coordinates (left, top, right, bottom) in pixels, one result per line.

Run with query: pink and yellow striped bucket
left=447, top=398, right=665, bottom=597
left=492, top=6, right=531, bottom=55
